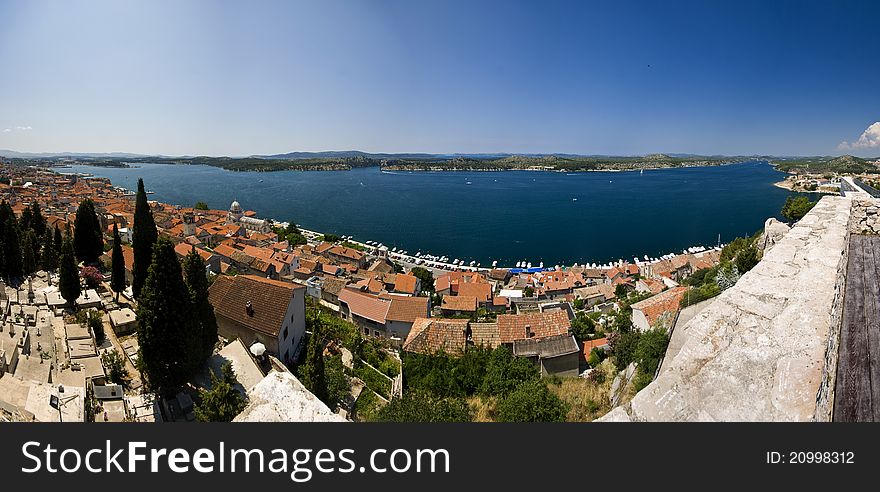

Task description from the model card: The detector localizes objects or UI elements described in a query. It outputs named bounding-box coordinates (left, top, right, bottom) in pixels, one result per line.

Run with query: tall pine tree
left=182, top=246, right=218, bottom=366
left=73, top=198, right=103, bottom=264
left=58, top=235, right=81, bottom=309
left=110, top=223, right=126, bottom=301
left=132, top=178, right=157, bottom=299
left=136, top=237, right=199, bottom=394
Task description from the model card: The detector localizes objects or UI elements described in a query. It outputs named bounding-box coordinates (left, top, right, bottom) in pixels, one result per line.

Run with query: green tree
left=614, top=283, right=628, bottom=298
left=495, top=380, right=568, bottom=422
left=194, top=362, right=246, bottom=422
left=734, top=245, right=759, bottom=273
left=609, top=329, right=641, bottom=371
left=325, top=354, right=350, bottom=411
left=53, top=225, right=63, bottom=257
left=182, top=246, right=218, bottom=365
left=3, top=216, right=23, bottom=280
left=299, top=311, right=329, bottom=403
left=101, top=349, right=131, bottom=389
left=409, top=266, right=435, bottom=293
left=110, top=223, right=126, bottom=301
left=132, top=178, right=158, bottom=299
left=194, top=201, right=209, bottom=210
left=73, top=198, right=104, bottom=264
left=376, top=391, right=471, bottom=422
left=41, top=228, right=58, bottom=272
left=523, top=285, right=535, bottom=297
left=136, top=237, right=200, bottom=394
left=480, top=345, right=539, bottom=396
left=29, top=202, right=46, bottom=237
left=634, top=328, right=670, bottom=377
left=321, top=233, right=342, bottom=243
left=21, top=229, right=37, bottom=275
left=58, top=236, right=81, bottom=308
left=781, top=195, right=817, bottom=222
left=570, top=313, right=596, bottom=342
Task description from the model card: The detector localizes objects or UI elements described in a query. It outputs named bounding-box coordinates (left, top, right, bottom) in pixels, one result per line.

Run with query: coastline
left=51, top=162, right=780, bottom=271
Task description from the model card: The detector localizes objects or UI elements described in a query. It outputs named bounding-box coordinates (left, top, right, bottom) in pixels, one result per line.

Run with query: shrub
left=496, top=380, right=568, bottom=422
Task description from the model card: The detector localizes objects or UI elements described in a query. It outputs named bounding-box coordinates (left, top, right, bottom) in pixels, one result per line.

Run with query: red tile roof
left=631, top=286, right=688, bottom=328
left=386, top=295, right=430, bottom=323
left=403, top=318, right=469, bottom=355
left=497, top=310, right=571, bottom=344
left=457, top=282, right=492, bottom=303
left=208, top=275, right=303, bottom=338
left=394, top=274, right=419, bottom=294
left=338, top=288, right=391, bottom=324
left=441, top=295, right=477, bottom=312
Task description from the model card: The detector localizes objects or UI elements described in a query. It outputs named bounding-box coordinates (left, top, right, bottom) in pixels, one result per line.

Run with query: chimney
left=245, top=300, right=254, bottom=316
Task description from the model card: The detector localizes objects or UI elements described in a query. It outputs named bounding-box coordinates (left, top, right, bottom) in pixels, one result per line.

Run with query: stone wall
left=850, top=198, right=880, bottom=234
left=600, top=196, right=853, bottom=422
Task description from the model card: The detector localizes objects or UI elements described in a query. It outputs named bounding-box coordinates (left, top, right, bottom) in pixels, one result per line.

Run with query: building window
left=374, top=330, right=380, bottom=337
left=283, top=326, right=289, bottom=340
left=285, top=348, right=290, bottom=361
left=364, top=328, right=369, bottom=336
left=291, top=314, right=295, bottom=323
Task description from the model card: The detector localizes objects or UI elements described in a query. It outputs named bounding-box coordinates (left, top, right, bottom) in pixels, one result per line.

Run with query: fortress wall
left=600, top=195, right=854, bottom=421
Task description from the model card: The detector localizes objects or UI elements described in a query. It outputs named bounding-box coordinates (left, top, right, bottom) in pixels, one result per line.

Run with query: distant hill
left=0, top=149, right=150, bottom=159
left=772, top=155, right=878, bottom=174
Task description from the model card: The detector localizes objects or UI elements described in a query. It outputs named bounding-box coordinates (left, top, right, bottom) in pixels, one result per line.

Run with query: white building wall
left=276, top=289, right=306, bottom=364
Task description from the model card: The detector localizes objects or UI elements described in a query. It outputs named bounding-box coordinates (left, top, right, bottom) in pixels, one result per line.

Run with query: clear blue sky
left=1, top=0, right=878, bottom=157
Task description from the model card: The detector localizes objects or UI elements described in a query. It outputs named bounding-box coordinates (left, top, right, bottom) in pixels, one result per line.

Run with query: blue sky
left=0, top=0, right=878, bottom=157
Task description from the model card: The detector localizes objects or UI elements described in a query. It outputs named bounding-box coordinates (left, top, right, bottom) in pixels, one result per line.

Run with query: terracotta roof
left=457, top=282, right=492, bottom=303
left=631, top=286, right=688, bottom=328
left=386, top=295, right=430, bottom=323
left=174, top=242, right=215, bottom=262
left=441, top=295, right=477, bottom=312
left=338, top=288, right=391, bottom=324
left=582, top=337, right=609, bottom=358
left=208, top=275, right=303, bottom=338
left=403, top=318, right=468, bottom=355
left=497, top=310, right=571, bottom=344
left=394, top=274, right=419, bottom=294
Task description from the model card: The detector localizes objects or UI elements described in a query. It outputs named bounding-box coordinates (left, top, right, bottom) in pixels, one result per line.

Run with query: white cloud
left=1, top=125, right=32, bottom=134
left=839, top=121, right=880, bottom=150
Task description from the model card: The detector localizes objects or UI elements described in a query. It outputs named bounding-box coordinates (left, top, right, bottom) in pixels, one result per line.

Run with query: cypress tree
left=136, top=237, right=199, bottom=394
left=29, top=202, right=46, bottom=237
left=41, top=229, right=58, bottom=272
left=58, top=235, right=81, bottom=309
left=20, top=206, right=32, bottom=232
left=111, top=223, right=126, bottom=301
left=3, top=216, right=23, bottom=280
left=54, top=225, right=63, bottom=255
left=182, top=246, right=218, bottom=364
left=300, top=311, right=329, bottom=403
left=132, top=178, right=157, bottom=299
left=21, top=230, right=36, bottom=276
left=74, top=198, right=103, bottom=264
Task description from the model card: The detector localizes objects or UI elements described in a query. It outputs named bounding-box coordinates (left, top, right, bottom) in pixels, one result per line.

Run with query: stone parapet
left=600, top=195, right=854, bottom=421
